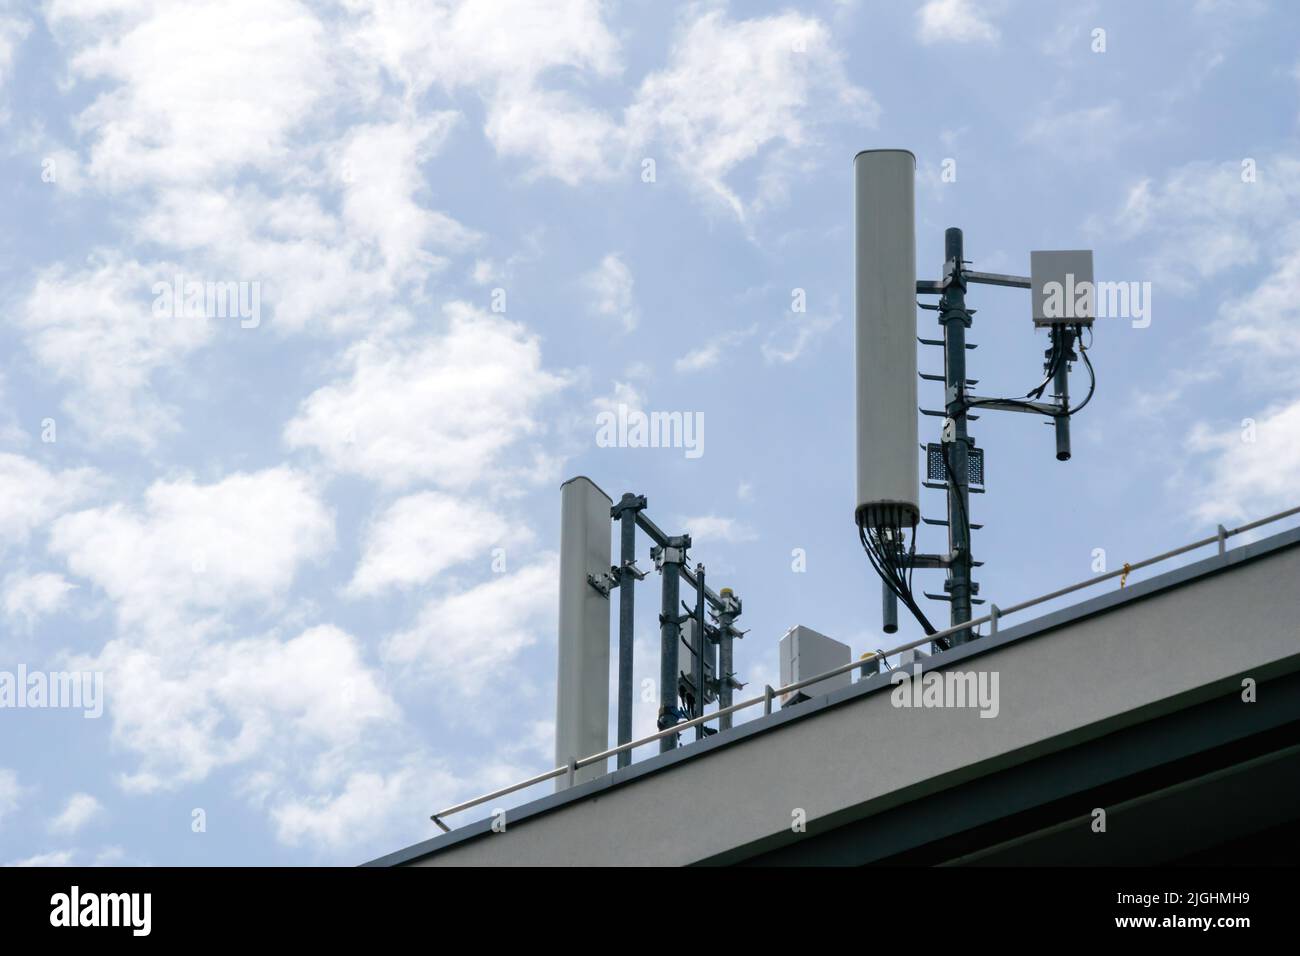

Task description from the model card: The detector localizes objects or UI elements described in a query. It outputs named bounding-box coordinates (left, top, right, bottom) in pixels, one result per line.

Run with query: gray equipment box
left=779, top=626, right=851, bottom=706
left=1031, top=249, right=1095, bottom=326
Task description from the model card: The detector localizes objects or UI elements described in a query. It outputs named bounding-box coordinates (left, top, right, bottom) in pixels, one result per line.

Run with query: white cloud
left=1116, top=154, right=1300, bottom=520
left=349, top=0, right=624, bottom=183
left=49, top=793, right=104, bottom=835
left=485, top=83, right=626, bottom=185
left=47, top=0, right=331, bottom=189
left=347, top=492, right=514, bottom=597
left=916, top=0, right=1000, bottom=45
left=675, top=327, right=755, bottom=373
left=1022, top=103, right=1129, bottom=162
left=1105, top=157, right=1300, bottom=296
left=679, top=515, right=758, bottom=544
left=582, top=254, right=638, bottom=332
left=470, top=259, right=502, bottom=285
left=93, top=623, right=398, bottom=793
left=1214, top=232, right=1300, bottom=364
left=0, top=7, right=29, bottom=96
left=590, top=379, right=645, bottom=422
left=269, top=762, right=443, bottom=850
left=41, top=3, right=481, bottom=341
left=0, top=453, right=100, bottom=549
left=5, top=850, right=74, bottom=867
left=3, top=571, right=77, bottom=626
left=17, top=257, right=216, bottom=448
left=346, top=0, right=620, bottom=96
left=1187, top=399, right=1300, bottom=524
left=627, top=10, right=876, bottom=220
left=383, top=555, right=557, bottom=694
left=762, top=311, right=839, bottom=364
left=337, top=116, right=480, bottom=278
left=285, top=303, right=567, bottom=490
left=49, top=467, right=334, bottom=637
left=0, top=768, right=20, bottom=822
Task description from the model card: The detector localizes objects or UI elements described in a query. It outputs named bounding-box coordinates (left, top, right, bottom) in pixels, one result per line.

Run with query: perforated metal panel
left=926, top=444, right=984, bottom=487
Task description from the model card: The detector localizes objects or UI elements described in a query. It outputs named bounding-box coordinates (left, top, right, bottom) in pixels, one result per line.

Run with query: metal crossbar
left=429, top=503, right=1300, bottom=831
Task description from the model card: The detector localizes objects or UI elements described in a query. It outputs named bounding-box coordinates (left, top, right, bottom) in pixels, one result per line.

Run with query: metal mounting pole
left=1052, top=326, right=1074, bottom=462
left=692, top=563, right=706, bottom=740
left=716, top=588, right=740, bottom=731
left=657, top=535, right=688, bottom=751
left=941, top=227, right=974, bottom=647
left=611, top=493, right=645, bottom=769
left=881, top=577, right=898, bottom=634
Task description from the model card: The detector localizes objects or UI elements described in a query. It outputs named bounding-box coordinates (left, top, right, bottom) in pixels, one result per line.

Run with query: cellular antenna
left=854, top=150, right=1097, bottom=649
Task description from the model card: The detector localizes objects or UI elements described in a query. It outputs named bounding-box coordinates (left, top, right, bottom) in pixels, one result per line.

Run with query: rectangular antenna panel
left=555, top=476, right=612, bottom=789
left=854, top=149, right=920, bottom=528
left=1031, top=250, right=1095, bottom=327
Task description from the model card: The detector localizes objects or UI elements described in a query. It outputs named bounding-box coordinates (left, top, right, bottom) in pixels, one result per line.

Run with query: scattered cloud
left=0, top=453, right=101, bottom=549
left=49, top=793, right=104, bottom=835
left=93, top=623, right=398, bottom=793
left=679, top=515, right=758, bottom=544
left=1187, top=399, right=1300, bottom=523
left=5, top=850, right=74, bottom=867
left=916, top=0, right=1000, bottom=45
left=762, top=310, right=839, bottom=364
left=49, top=467, right=334, bottom=638
left=285, top=304, right=568, bottom=490
left=3, top=571, right=77, bottom=626
left=347, top=492, right=515, bottom=597
left=675, top=326, right=755, bottom=373
left=0, top=768, right=20, bottom=823
left=17, top=257, right=216, bottom=448
left=582, top=253, right=639, bottom=332
left=383, top=555, right=557, bottom=695
left=1022, top=103, right=1130, bottom=162
left=627, top=10, right=876, bottom=220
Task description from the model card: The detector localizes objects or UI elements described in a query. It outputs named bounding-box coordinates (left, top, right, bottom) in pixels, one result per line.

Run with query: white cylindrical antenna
left=854, top=149, right=919, bottom=530
left=555, top=475, right=612, bottom=790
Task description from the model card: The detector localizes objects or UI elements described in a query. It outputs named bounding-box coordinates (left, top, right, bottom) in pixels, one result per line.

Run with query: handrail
left=430, top=503, right=1300, bottom=831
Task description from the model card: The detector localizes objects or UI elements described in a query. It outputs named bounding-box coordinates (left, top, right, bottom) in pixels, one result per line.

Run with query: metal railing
left=430, top=503, right=1300, bottom=832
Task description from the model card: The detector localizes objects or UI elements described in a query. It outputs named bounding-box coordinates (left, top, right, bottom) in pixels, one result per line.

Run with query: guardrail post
left=989, top=603, right=1000, bottom=635
left=1217, top=524, right=1228, bottom=556
left=764, top=685, right=774, bottom=715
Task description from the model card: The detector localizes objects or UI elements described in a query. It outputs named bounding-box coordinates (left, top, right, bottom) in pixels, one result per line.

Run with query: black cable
left=1026, top=331, right=1065, bottom=400
left=1062, top=325, right=1096, bottom=416
left=859, top=520, right=938, bottom=637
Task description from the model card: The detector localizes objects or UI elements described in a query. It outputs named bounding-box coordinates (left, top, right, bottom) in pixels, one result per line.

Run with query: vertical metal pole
left=881, top=578, right=898, bottom=634
left=658, top=536, right=687, bottom=752
left=612, top=493, right=643, bottom=769
left=1053, top=326, right=1073, bottom=462
left=693, top=564, right=706, bottom=741
left=941, top=227, right=974, bottom=646
left=717, top=589, right=736, bottom=731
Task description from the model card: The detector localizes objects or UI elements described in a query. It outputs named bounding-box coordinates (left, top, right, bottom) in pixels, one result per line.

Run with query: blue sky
left=0, top=0, right=1297, bottom=865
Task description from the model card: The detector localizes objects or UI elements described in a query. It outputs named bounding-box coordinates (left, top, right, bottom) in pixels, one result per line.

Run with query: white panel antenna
left=854, top=149, right=920, bottom=532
